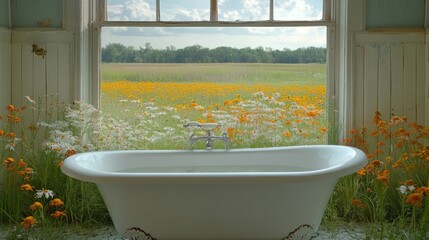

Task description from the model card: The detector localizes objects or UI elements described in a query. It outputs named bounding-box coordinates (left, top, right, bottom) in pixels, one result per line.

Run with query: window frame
left=85, top=0, right=339, bottom=141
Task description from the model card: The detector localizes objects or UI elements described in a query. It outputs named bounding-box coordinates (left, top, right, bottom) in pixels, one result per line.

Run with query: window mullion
left=156, top=0, right=160, bottom=21
left=270, top=0, right=274, bottom=21
left=210, top=0, right=218, bottom=22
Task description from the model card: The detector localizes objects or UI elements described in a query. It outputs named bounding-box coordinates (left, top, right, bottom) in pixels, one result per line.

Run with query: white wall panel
left=11, top=31, right=74, bottom=120
left=353, top=32, right=426, bottom=129
left=0, top=29, right=11, bottom=128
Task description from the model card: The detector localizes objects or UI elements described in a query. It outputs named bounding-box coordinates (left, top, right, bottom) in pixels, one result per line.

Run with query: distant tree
left=101, top=42, right=326, bottom=64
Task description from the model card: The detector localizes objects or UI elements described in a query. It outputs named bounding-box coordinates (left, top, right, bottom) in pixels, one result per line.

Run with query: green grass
left=101, top=63, right=326, bottom=86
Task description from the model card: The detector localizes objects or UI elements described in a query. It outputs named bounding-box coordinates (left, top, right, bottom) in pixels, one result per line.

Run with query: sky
left=102, top=0, right=326, bottom=50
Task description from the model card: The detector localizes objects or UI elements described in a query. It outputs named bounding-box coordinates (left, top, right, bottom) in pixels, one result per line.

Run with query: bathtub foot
left=282, top=224, right=318, bottom=240
left=125, top=227, right=157, bottom=240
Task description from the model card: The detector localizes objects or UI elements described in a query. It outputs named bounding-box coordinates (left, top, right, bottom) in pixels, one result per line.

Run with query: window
left=92, top=0, right=335, bottom=148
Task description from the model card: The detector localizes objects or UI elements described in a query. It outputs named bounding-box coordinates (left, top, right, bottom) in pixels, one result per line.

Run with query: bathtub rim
left=61, top=145, right=368, bottom=184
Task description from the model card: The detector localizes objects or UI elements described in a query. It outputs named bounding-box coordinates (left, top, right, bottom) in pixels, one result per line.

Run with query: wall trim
left=12, top=30, right=74, bottom=43
left=356, top=32, right=425, bottom=43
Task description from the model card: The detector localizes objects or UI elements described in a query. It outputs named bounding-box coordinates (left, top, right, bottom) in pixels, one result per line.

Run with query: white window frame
left=81, top=0, right=346, bottom=142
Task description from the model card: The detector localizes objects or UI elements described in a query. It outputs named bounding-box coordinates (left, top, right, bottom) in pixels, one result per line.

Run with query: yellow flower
left=50, top=198, right=64, bottom=207
left=21, top=216, right=36, bottom=229
left=29, top=202, right=43, bottom=211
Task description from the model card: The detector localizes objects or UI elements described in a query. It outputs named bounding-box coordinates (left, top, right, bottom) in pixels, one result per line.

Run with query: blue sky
left=103, top=0, right=326, bottom=50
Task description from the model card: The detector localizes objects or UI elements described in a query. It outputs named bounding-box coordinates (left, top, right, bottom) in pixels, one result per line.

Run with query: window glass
left=160, top=0, right=210, bottom=21
left=107, top=0, right=157, bottom=21
left=218, top=0, right=270, bottom=21
left=274, top=0, right=323, bottom=21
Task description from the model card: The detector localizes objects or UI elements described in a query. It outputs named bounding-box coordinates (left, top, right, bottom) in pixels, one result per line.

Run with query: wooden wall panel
left=390, top=44, right=404, bottom=118
left=11, top=31, right=74, bottom=121
left=353, top=32, right=426, bottom=130
left=0, top=29, right=11, bottom=128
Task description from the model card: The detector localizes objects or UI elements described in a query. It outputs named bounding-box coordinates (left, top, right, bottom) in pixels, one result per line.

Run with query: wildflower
left=398, top=185, right=408, bottom=195
left=25, top=96, right=36, bottom=104
left=65, top=149, right=77, bottom=158
left=51, top=211, right=66, bottom=218
left=356, top=168, right=366, bottom=176
left=29, top=202, right=43, bottom=211
left=34, top=189, right=54, bottom=199
left=283, top=131, right=291, bottom=138
left=6, top=105, right=15, bottom=112
left=4, top=157, right=14, bottom=165
left=20, top=184, right=34, bottom=191
left=49, top=198, right=64, bottom=207
left=416, top=187, right=429, bottom=196
left=17, top=159, right=27, bottom=167
left=376, top=170, right=390, bottom=186
left=0, top=129, right=4, bottom=136
left=351, top=199, right=366, bottom=208
left=370, top=160, right=381, bottom=167
left=406, top=192, right=423, bottom=207
left=21, top=216, right=36, bottom=229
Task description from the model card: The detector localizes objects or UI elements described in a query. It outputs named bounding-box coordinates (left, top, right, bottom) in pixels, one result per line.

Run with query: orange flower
left=20, top=184, right=34, bottom=191
left=50, top=198, right=64, bottom=207
left=376, top=170, right=390, bottom=186
left=21, top=216, right=36, bottom=229
left=283, top=131, right=291, bottom=138
left=351, top=199, right=366, bottom=208
left=51, top=211, right=66, bottom=218
left=404, top=180, right=414, bottom=186
left=0, top=129, right=4, bottom=136
left=356, top=168, right=366, bottom=176
left=227, top=127, right=235, bottom=140
left=6, top=105, right=15, bottom=112
left=416, top=187, right=429, bottom=196
left=17, top=159, right=27, bottom=167
left=370, top=160, right=381, bottom=167
left=65, top=149, right=77, bottom=158
left=406, top=192, right=423, bottom=207
left=29, top=202, right=43, bottom=211
left=4, top=157, right=14, bottom=165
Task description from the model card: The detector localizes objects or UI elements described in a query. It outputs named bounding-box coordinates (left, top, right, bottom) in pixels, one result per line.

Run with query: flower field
left=100, top=63, right=328, bottom=150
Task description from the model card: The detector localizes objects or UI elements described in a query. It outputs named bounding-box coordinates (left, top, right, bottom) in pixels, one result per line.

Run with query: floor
left=1, top=224, right=367, bottom=240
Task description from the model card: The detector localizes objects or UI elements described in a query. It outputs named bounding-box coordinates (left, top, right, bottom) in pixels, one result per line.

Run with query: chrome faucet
left=183, top=122, right=230, bottom=150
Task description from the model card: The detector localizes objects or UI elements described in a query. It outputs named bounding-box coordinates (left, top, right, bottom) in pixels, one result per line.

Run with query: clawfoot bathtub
left=62, top=145, right=367, bottom=240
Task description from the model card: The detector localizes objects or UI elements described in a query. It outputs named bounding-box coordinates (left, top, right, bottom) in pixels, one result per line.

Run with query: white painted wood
left=12, top=31, right=74, bottom=44
left=11, top=43, right=22, bottom=107
left=390, top=43, right=404, bottom=118
left=46, top=43, right=59, bottom=117
left=0, top=29, right=11, bottom=128
left=355, top=32, right=425, bottom=43
left=416, top=43, right=425, bottom=124
left=348, top=0, right=364, bottom=31
left=378, top=44, right=391, bottom=118
left=58, top=43, right=71, bottom=104
left=403, top=44, right=417, bottom=122
left=363, top=43, right=378, bottom=128
left=354, top=44, right=365, bottom=129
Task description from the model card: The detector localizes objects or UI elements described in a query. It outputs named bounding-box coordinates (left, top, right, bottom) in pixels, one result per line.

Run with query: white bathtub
left=61, top=145, right=367, bottom=240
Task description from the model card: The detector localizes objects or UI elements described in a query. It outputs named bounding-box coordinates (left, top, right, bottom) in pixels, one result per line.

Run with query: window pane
left=107, top=0, right=156, bottom=21
left=160, top=0, right=210, bottom=21
left=219, top=0, right=270, bottom=21
left=274, top=0, right=323, bottom=21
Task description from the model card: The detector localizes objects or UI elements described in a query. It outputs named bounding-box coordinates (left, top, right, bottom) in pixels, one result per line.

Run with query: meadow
left=101, top=63, right=328, bottom=149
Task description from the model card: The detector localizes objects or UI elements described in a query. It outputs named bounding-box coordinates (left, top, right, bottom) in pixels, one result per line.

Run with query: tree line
left=102, top=43, right=326, bottom=64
